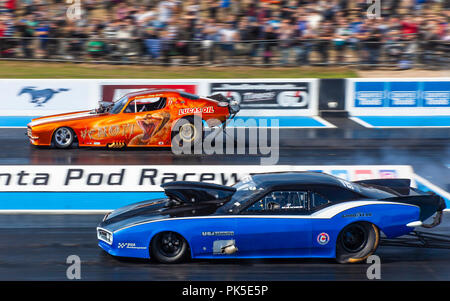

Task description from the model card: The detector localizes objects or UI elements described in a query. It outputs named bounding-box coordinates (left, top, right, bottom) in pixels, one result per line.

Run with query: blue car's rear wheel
left=336, top=222, right=379, bottom=264
left=150, top=231, right=189, bottom=263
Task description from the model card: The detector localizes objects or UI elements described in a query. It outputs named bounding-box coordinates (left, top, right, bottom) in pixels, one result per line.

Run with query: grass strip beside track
left=0, top=61, right=357, bottom=79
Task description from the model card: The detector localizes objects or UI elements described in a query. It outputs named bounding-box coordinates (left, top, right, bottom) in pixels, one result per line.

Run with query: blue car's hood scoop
left=161, top=181, right=236, bottom=205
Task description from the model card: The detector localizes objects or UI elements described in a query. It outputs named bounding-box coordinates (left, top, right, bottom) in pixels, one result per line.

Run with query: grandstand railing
left=0, top=37, right=448, bottom=68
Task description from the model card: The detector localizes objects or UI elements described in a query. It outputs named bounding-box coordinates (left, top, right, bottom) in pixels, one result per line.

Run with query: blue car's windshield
left=110, top=95, right=129, bottom=114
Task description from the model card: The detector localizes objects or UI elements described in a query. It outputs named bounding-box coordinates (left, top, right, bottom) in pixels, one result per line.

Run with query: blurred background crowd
left=0, top=0, right=449, bottom=68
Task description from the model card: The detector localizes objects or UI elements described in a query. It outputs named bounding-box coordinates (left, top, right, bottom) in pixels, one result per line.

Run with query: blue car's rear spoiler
left=354, top=178, right=446, bottom=226
left=354, top=178, right=412, bottom=195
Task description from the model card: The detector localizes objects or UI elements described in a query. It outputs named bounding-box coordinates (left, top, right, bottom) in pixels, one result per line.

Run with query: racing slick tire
left=335, top=222, right=379, bottom=264
left=171, top=116, right=203, bottom=149
left=52, top=127, right=76, bottom=149
left=150, top=231, right=190, bottom=264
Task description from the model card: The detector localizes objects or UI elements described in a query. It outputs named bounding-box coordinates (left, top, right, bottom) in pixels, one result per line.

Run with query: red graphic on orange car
left=26, top=89, right=239, bottom=148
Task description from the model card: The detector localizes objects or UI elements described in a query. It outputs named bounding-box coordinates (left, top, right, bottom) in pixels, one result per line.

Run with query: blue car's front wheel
left=150, top=231, right=190, bottom=264
left=336, top=222, right=379, bottom=264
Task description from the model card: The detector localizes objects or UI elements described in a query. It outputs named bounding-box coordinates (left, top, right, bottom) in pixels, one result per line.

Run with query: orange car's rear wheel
left=171, top=117, right=203, bottom=148
left=53, top=127, right=75, bottom=149
left=180, top=123, right=196, bottom=142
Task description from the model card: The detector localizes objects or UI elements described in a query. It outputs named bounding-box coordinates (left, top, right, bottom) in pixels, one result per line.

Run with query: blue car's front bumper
left=98, top=240, right=120, bottom=256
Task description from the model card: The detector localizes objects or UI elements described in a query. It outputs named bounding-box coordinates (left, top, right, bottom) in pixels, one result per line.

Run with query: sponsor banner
left=0, top=79, right=98, bottom=117
left=346, top=78, right=450, bottom=116
left=0, top=165, right=414, bottom=192
left=207, top=79, right=318, bottom=116
left=4, top=165, right=449, bottom=211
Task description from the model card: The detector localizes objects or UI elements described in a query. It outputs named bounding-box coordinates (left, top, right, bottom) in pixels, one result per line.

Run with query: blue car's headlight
left=97, top=227, right=113, bottom=245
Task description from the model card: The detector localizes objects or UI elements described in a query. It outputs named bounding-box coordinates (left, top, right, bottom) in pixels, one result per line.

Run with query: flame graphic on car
left=129, top=112, right=171, bottom=145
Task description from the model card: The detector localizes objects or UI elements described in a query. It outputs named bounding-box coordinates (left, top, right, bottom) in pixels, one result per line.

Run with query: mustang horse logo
left=18, top=87, right=70, bottom=106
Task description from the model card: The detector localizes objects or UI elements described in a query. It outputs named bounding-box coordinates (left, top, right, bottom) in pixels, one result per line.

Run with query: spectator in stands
left=219, top=21, right=238, bottom=64
left=0, top=16, right=6, bottom=57
left=199, top=18, right=220, bottom=64
left=143, top=26, right=160, bottom=61
left=115, top=2, right=130, bottom=20
left=247, top=17, right=263, bottom=62
left=0, top=13, right=16, bottom=58
left=359, top=19, right=383, bottom=66
left=278, top=18, right=295, bottom=65
left=333, top=17, right=351, bottom=64
left=315, top=20, right=333, bottom=65
left=46, top=20, right=62, bottom=58
left=204, top=0, right=221, bottom=20
left=86, top=32, right=107, bottom=59
left=16, top=14, right=36, bottom=58
left=1, top=0, right=16, bottom=14
left=64, top=24, right=88, bottom=60
left=158, top=0, right=179, bottom=24
left=261, top=24, right=278, bottom=65
left=133, top=5, right=156, bottom=25
left=175, top=19, right=194, bottom=64
left=421, top=21, right=444, bottom=66
left=115, top=17, right=138, bottom=59
left=35, top=18, right=49, bottom=57
left=401, top=15, right=419, bottom=36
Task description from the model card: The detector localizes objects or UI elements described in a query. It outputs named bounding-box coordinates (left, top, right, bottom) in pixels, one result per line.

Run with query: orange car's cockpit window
left=124, top=97, right=167, bottom=113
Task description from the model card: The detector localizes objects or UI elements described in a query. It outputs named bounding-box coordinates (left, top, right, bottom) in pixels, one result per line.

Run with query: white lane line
left=348, top=116, right=375, bottom=128
left=312, top=116, right=337, bottom=128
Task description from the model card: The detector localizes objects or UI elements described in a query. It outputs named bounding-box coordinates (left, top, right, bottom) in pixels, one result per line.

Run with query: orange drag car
left=26, top=89, right=239, bottom=149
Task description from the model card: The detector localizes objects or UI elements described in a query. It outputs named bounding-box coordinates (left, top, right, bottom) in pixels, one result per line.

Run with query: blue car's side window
left=244, top=190, right=309, bottom=215
left=310, top=192, right=331, bottom=209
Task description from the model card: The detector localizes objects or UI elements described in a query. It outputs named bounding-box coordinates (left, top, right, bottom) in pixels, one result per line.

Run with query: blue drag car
left=97, top=172, right=445, bottom=263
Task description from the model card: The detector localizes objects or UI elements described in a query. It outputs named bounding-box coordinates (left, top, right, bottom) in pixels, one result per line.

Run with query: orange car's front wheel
left=53, top=127, right=75, bottom=149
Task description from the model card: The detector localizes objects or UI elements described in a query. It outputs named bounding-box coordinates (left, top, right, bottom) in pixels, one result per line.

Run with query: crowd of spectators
left=0, top=0, right=449, bottom=67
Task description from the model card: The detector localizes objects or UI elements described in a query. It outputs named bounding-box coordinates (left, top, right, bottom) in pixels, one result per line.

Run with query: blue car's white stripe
left=112, top=201, right=418, bottom=233
left=309, top=200, right=418, bottom=218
